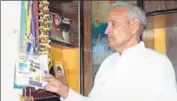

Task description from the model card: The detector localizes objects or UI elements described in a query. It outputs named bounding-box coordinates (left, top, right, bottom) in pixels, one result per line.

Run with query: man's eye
left=112, top=21, right=118, bottom=27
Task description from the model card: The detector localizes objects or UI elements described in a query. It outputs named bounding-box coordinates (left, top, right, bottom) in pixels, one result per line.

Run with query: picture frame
left=49, top=6, right=72, bottom=46
left=53, top=61, right=68, bottom=85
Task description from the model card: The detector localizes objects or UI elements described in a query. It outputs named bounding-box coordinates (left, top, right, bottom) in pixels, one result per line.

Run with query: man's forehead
left=107, top=7, right=128, bottom=21
left=112, top=6, right=128, bottom=12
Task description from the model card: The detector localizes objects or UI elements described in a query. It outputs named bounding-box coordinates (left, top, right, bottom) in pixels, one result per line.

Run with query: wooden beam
left=83, top=1, right=92, bottom=96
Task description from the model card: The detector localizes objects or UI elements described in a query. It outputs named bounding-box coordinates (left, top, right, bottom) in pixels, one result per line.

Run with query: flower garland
left=38, top=1, right=51, bottom=55
left=38, top=0, right=53, bottom=69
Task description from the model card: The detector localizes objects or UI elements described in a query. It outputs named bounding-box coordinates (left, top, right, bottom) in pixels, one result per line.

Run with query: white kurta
left=63, top=42, right=177, bottom=101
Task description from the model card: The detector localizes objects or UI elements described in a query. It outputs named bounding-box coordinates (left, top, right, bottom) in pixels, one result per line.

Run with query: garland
left=38, top=0, right=53, bottom=68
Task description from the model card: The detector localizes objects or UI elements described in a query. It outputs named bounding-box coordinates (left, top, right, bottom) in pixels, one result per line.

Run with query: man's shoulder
left=95, top=52, right=119, bottom=79
left=104, top=52, right=120, bottom=61
left=100, top=52, right=120, bottom=67
left=145, top=48, right=169, bottom=62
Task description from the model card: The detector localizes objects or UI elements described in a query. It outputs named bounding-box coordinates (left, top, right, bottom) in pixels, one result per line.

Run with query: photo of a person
left=53, top=14, right=61, bottom=26
left=29, top=61, right=36, bottom=72
left=49, top=11, right=72, bottom=45
left=54, top=65, right=68, bottom=85
left=49, top=12, right=64, bottom=41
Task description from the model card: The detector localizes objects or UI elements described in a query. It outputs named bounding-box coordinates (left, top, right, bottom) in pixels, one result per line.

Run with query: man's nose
left=105, top=26, right=111, bottom=35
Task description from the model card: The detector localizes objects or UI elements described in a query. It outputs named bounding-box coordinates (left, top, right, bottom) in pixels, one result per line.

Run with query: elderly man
left=44, top=2, right=177, bottom=101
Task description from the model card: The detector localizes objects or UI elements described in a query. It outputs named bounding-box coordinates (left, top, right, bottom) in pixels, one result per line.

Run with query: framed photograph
left=49, top=6, right=72, bottom=46
left=49, top=0, right=80, bottom=47
left=53, top=61, right=68, bottom=85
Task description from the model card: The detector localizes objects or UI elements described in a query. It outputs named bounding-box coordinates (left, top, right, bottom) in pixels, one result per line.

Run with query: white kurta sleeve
left=60, top=64, right=104, bottom=101
left=163, top=57, right=177, bottom=101
left=164, top=58, right=177, bottom=93
left=61, top=88, right=88, bottom=101
left=60, top=53, right=117, bottom=101
left=60, top=60, right=108, bottom=101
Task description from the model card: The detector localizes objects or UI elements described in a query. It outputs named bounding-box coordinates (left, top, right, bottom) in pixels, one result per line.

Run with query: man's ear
left=131, top=18, right=140, bottom=34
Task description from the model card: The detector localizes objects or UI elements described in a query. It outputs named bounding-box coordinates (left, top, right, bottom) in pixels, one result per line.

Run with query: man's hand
left=43, top=74, right=69, bottom=99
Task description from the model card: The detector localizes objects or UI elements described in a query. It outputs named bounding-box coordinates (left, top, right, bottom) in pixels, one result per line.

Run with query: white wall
left=1, top=1, right=22, bottom=101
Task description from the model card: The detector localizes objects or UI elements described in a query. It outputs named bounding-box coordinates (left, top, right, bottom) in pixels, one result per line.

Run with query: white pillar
left=1, top=1, right=22, bottom=101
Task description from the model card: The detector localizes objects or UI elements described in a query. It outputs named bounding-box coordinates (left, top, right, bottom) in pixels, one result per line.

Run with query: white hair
left=111, top=1, right=147, bottom=29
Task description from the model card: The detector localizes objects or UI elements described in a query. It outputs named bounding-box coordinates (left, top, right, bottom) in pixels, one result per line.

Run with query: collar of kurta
left=118, top=41, right=146, bottom=57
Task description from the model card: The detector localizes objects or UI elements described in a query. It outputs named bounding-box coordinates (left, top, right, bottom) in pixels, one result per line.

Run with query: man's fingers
left=44, top=83, right=52, bottom=91
left=43, top=74, right=61, bottom=86
left=43, top=74, right=54, bottom=80
left=44, top=73, right=53, bottom=78
left=43, top=77, right=55, bottom=83
left=44, top=83, right=59, bottom=94
left=43, top=74, right=56, bottom=83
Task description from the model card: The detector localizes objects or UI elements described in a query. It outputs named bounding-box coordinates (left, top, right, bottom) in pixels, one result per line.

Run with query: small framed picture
left=54, top=61, right=68, bottom=85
